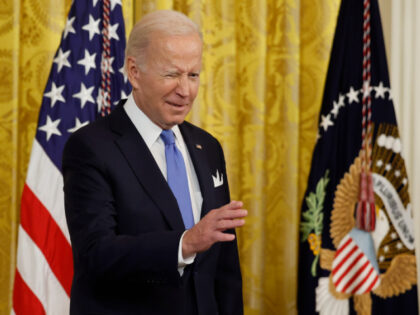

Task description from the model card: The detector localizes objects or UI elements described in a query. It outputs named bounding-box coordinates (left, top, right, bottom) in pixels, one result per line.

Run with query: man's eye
left=164, top=73, right=178, bottom=78
left=189, top=73, right=200, bottom=78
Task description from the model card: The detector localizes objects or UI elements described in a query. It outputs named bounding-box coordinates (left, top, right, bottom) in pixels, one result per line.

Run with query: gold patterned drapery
left=0, top=1, right=339, bottom=314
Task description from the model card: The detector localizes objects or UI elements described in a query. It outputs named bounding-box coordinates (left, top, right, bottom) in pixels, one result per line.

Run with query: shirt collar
left=123, top=93, right=182, bottom=149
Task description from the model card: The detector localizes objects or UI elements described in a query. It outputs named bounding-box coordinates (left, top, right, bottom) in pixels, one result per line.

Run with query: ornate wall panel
left=0, top=1, right=339, bottom=314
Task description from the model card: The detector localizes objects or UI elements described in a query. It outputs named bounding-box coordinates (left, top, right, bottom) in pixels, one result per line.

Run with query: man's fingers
left=220, top=200, right=243, bottom=211
left=216, top=218, right=245, bottom=231
left=215, top=231, right=236, bottom=242
left=215, top=209, right=248, bottom=220
left=182, top=201, right=247, bottom=255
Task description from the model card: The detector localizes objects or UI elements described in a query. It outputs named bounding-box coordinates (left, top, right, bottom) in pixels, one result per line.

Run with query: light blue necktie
left=160, top=129, right=195, bottom=229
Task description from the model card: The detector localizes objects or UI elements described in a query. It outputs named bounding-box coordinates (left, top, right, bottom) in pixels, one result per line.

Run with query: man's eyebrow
left=161, top=67, right=179, bottom=73
left=160, top=66, right=201, bottom=75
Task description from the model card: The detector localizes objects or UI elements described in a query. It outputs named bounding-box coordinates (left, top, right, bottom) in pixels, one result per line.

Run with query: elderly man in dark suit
left=63, top=10, right=247, bottom=315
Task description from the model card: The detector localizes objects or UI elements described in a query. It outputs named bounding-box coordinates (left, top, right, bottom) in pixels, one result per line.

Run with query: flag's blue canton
left=36, top=0, right=131, bottom=170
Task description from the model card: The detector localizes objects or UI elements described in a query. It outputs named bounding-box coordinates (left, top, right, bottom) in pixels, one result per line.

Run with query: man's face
left=128, top=33, right=202, bottom=130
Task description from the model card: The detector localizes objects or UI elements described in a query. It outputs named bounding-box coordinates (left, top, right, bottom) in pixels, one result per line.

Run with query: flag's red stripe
left=351, top=265, right=374, bottom=294
left=13, top=270, right=46, bottom=315
left=341, top=259, right=370, bottom=292
left=20, top=184, right=73, bottom=296
left=332, top=243, right=358, bottom=274
left=335, top=253, right=364, bottom=286
left=365, top=273, right=379, bottom=293
left=335, top=237, right=352, bottom=256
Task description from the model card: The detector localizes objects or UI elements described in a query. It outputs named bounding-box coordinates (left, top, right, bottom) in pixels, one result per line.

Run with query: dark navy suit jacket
left=62, top=104, right=243, bottom=315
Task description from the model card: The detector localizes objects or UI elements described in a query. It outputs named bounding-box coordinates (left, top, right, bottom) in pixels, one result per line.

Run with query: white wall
left=378, top=0, right=420, bottom=309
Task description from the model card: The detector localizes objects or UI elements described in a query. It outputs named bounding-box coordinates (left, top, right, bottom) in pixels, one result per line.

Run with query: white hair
left=125, top=10, right=202, bottom=71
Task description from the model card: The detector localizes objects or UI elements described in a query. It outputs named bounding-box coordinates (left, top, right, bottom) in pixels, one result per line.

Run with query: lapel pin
left=195, top=144, right=203, bottom=150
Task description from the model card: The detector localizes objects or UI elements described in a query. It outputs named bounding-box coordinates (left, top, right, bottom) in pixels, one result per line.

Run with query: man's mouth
left=166, top=101, right=188, bottom=107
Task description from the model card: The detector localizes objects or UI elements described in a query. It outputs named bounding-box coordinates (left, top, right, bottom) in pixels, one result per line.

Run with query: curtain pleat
left=0, top=1, right=339, bottom=314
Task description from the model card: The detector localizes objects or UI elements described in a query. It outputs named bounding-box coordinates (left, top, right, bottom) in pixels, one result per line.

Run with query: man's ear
left=126, top=56, right=141, bottom=89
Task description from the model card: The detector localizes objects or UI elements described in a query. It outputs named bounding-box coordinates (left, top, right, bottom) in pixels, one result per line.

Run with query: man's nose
left=176, top=75, right=190, bottom=97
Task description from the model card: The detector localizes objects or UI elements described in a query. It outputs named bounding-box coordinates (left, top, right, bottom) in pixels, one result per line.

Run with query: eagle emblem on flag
left=314, top=124, right=417, bottom=314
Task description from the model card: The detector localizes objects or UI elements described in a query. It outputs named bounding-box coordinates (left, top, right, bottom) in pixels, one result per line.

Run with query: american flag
left=12, top=0, right=131, bottom=313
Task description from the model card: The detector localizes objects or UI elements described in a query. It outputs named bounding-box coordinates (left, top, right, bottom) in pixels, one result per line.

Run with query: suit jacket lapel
left=109, top=106, right=185, bottom=231
left=180, top=123, right=222, bottom=265
left=179, top=123, right=215, bottom=218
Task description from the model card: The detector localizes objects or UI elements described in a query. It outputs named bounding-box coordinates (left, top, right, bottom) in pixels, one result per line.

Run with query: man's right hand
left=181, top=201, right=247, bottom=259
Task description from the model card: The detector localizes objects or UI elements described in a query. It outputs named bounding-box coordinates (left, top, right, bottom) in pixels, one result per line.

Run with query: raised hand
left=182, top=200, right=247, bottom=258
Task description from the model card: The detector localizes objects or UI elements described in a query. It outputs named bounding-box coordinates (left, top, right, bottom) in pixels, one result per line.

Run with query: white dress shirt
left=124, top=94, right=202, bottom=275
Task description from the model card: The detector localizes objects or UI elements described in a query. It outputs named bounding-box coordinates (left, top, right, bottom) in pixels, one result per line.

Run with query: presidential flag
left=298, top=0, right=418, bottom=314
left=12, top=0, right=131, bottom=313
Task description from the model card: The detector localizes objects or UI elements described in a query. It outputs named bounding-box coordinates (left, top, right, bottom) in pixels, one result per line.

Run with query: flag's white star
left=93, top=0, right=99, bottom=6
left=114, top=90, right=128, bottom=105
left=374, top=81, right=387, bottom=99
left=38, top=116, right=62, bottom=141
left=73, top=83, right=95, bottom=108
left=119, top=66, right=128, bottom=83
left=108, top=22, right=120, bottom=41
left=337, top=94, right=345, bottom=107
left=394, top=170, right=401, bottom=177
left=53, top=48, right=71, bottom=73
left=320, top=114, right=334, bottom=131
left=78, top=49, right=97, bottom=75
left=402, top=178, right=408, bottom=185
left=82, top=15, right=101, bottom=41
left=331, top=101, right=340, bottom=118
left=376, top=160, right=383, bottom=167
left=347, top=86, right=359, bottom=104
left=385, top=163, right=392, bottom=171
left=110, top=0, right=122, bottom=10
left=101, top=56, right=115, bottom=73
left=44, top=82, right=65, bottom=107
left=363, top=82, right=372, bottom=98
left=68, top=118, right=89, bottom=133
left=63, top=16, right=76, bottom=39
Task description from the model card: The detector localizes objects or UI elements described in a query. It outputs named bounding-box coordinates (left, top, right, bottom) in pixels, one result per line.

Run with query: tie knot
left=161, top=129, right=175, bottom=145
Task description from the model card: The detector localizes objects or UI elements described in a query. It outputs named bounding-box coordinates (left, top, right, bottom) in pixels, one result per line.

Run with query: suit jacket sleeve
left=62, top=129, right=182, bottom=285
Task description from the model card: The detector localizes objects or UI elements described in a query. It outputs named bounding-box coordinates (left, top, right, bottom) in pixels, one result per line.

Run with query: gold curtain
left=0, top=0, right=339, bottom=314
